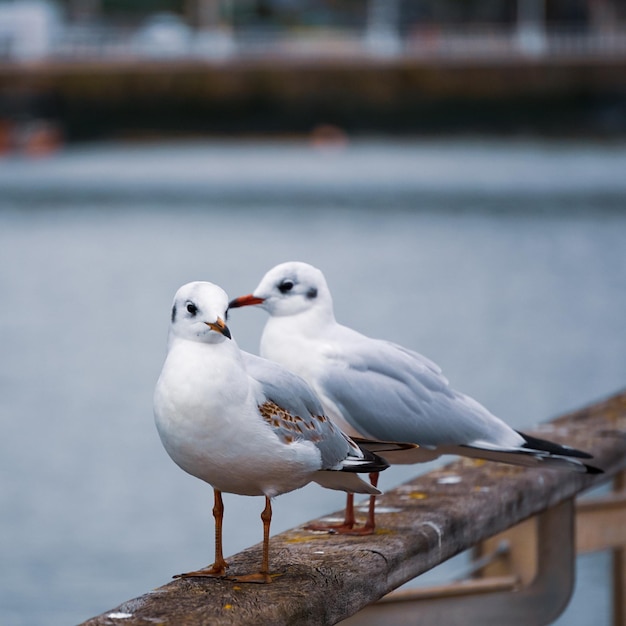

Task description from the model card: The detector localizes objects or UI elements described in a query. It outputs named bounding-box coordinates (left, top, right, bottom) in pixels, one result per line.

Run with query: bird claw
left=304, top=521, right=376, bottom=535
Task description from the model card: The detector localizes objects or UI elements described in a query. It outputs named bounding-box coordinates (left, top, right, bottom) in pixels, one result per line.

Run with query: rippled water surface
left=1, top=139, right=625, bottom=625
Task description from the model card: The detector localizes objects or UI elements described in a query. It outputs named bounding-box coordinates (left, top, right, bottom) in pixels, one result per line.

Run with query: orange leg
left=363, top=472, right=379, bottom=532
left=174, top=488, right=229, bottom=578
left=305, top=471, right=380, bottom=536
left=229, top=496, right=273, bottom=584
left=336, top=472, right=378, bottom=536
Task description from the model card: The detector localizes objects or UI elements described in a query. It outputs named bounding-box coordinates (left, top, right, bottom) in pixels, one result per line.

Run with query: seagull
left=153, top=280, right=391, bottom=583
left=228, top=261, right=602, bottom=534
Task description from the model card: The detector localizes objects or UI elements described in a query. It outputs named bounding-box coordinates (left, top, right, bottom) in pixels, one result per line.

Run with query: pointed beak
left=228, top=294, right=265, bottom=309
left=205, top=317, right=232, bottom=339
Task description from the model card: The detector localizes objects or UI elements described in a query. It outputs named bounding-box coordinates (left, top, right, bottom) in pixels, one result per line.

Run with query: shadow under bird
left=153, top=281, right=403, bottom=583
left=228, top=261, right=603, bottom=534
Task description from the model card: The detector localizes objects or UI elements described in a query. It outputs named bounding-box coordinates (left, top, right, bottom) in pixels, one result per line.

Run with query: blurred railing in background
left=6, top=24, right=626, bottom=62
left=1, top=0, right=626, bottom=63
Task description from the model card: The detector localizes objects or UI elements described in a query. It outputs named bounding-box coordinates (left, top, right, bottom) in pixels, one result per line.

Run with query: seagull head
left=229, top=261, right=333, bottom=318
left=170, top=281, right=232, bottom=343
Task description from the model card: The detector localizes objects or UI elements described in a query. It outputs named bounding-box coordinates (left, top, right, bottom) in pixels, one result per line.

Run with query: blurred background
left=1, top=2, right=626, bottom=626
left=1, top=0, right=626, bottom=144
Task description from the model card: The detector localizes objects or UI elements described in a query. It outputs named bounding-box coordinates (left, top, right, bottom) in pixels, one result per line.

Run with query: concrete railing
left=80, top=390, right=626, bottom=626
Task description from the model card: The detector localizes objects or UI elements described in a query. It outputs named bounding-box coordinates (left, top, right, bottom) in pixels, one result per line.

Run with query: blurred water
left=0, top=139, right=625, bottom=626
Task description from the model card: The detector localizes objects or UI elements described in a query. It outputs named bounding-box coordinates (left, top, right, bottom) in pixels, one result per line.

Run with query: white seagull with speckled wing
left=228, top=261, right=602, bottom=534
left=154, top=281, right=390, bottom=583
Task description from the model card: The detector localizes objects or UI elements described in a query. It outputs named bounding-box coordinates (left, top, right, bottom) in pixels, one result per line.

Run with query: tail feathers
left=314, top=471, right=381, bottom=495
left=316, top=436, right=386, bottom=494
left=457, top=442, right=603, bottom=474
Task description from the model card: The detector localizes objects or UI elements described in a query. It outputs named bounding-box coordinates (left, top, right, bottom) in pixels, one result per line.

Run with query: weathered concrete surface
left=80, top=390, right=626, bottom=626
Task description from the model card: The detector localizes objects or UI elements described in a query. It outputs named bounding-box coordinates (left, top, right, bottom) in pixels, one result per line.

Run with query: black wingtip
left=355, top=447, right=390, bottom=473
left=584, top=464, right=604, bottom=475
left=518, top=431, right=594, bottom=459
left=351, top=437, right=417, bottom=454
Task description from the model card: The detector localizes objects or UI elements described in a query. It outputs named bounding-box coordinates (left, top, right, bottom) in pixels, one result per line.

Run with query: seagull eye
left=278, top=280, right=294, bottom=294
left=186, top=302, right=198, bottom=316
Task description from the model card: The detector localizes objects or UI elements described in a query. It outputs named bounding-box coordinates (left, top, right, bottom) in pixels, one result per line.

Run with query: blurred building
left=1, top=0, right=625, bottom=143
left=0, top=0, right=62, bottom=60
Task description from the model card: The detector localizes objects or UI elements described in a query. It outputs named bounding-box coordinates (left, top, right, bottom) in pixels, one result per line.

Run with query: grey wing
left=243, top=351, right=325, bottom=419
left=242, top=352, right=375, bottom=470
left=319, top=337, right=522, bottom=449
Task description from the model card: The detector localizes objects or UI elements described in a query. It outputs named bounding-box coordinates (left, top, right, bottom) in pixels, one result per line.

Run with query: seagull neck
left=279, top=304, right=335, bottom=333
left=166, top=336, right=249, bottom=394
left=169, top=335, right=244, bottom=366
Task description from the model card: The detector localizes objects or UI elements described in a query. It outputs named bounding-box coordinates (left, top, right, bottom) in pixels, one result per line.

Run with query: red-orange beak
left=228, top=294, right=265, bottom=309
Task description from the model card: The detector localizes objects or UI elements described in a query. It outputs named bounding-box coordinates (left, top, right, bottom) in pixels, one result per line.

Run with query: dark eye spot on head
left=278, top=279, right=294, bottom=294
left=306, top=287, right=318, bottom=299
left=171, top=304, right=177, bottom=323
left=186, top=302, right=198, bottom=316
